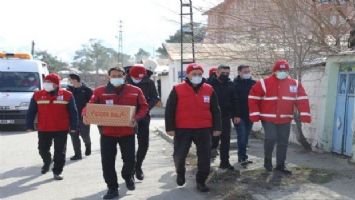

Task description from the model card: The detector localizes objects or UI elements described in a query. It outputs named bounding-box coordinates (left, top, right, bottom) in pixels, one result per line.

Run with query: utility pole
left=31, top=40, right=35, bottom=55
left=180, top=0, right=195, bottom=82
left=118, top=20, right=123, bottom=67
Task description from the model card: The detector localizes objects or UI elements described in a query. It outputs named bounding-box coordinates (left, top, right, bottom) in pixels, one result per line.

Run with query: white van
left=0, top=53, right=49, bottom=126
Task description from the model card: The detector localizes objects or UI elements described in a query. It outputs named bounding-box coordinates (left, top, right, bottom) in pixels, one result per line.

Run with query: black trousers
left=173, top=129, right=212, bottom=184
left=38, top=131, right=68, bottom=175
left=262, top=121, right=291, bottom=168
left=70, top=119, right=91, bottom=156
left=219, top=117, right=231, bottom=165
left=136, top=115, right=150, bottom=169
left=100, top=134, right=135, bottom=190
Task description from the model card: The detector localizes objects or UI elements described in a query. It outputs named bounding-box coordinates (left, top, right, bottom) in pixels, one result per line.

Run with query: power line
left=118, top=20, right=123, bottom=67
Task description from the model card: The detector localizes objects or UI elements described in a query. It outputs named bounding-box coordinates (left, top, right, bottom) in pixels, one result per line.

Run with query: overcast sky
left=0, top=0, right=221, bottom=62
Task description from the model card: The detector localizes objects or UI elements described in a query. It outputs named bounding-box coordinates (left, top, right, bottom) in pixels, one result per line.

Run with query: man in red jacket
left=88, top=67, right=148, bottom=200
left=126, top=65, right=160, bottom=181
left=26, top=73, right=78, bottom=180
left=248, top=60, right=311, bottom=174
left=165, top=63, right=222, bottom=193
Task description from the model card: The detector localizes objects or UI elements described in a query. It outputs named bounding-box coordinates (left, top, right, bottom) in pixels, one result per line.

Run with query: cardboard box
left=83, top=103, right=136, bottom=127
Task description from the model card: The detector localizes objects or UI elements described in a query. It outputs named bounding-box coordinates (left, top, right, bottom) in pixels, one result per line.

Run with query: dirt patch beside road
left=206, top=167, right=336, bottom=200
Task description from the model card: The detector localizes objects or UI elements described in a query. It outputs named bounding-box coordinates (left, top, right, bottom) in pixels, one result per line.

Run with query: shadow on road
left=0, top=166, right=53, bottom=199
left=71, top=185, right=130, bottom=200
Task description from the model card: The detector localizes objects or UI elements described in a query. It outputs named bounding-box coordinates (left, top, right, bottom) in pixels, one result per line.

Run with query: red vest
left=248, top=75, right=311, bottom=124
left=34, top=89, right=72, bottom=132
left=175, top=82, right=213, bottom=129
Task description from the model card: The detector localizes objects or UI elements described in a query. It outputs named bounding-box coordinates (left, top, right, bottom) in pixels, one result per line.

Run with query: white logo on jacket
left=289, top=85, right=297, bottom=93
left=105, top=99, right=114, bottom=105
left=203, top=96, right=210, bottom=103
left=57, top=95, right=64, bottom=100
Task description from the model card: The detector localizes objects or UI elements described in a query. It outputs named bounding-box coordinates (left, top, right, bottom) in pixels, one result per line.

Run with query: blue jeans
left=235, top=119, right=253, bottom=162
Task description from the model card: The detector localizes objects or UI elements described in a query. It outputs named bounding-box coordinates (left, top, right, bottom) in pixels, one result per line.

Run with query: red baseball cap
left=209, top=67, right=217, bottom=76
left=186, top=63, right=204, bottom=74
left=44, top=73, right=61, bottom=85
left=273, top=60, right=290, bottom=72
left=129, top=65, right=147, bottom=79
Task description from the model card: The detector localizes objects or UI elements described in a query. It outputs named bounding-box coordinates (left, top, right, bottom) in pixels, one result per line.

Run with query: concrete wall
left=287, top=66, right=328, bottom=147
left=288, top=55, right=354, bottom=162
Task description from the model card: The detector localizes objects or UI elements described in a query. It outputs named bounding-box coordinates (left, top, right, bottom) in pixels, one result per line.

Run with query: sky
left=0, top=0, right=221, bottom=63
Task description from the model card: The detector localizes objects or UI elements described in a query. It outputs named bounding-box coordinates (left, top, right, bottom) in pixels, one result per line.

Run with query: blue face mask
left=242, top=73, right=252, bottom=79
left=276, top=71, right=288, bottom=80
left=190, top=76, right=203, bottom=85
left=110, top=78, right=125, bottom=86
left=132, top=78, right=142, bottom=84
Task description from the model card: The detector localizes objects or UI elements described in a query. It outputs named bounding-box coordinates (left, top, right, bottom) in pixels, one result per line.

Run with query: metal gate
left=332, top=72, right=355, bottom=156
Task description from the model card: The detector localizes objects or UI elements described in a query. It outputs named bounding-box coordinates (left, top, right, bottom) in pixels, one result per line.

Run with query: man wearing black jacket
left=165, top=63, right=222, bottom=193
left=233, top=65, right=256, bottom=167
left=208, top=64, right=237, bottom=170
left=67, top=73, right=93, bottom=160
left=126, top=65, right=160, bottom=181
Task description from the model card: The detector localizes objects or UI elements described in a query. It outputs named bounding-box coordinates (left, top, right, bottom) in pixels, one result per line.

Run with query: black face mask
left=219, top=74, right=229, bottom=82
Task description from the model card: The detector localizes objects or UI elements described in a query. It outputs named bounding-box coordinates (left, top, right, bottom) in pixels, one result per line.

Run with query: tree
left=72, top=39, right=131, bottom=72
left=156, top=46, right=169, bottom=59
left=156, top=22, right=207, bottom=58
left=166, top=22, right=206, bottom=43
left=134, top=48, right=150, bottom=63
left=202, top=0, right=354, bottom=150
left=34, top=50, right=68, bottom=73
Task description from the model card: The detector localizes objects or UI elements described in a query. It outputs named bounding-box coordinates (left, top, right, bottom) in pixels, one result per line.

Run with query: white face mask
left=190, top=76, right=203, bottom=85
left=242, top=73, right=252, bottom=79
left=276, top=71, right=289, bottom=80
left=110, top=78, right=125, bottom=86
left=28, top=77, right=35, bottom=81
left=43, top=82, right=55, bottom=92
left=132, top=78, right=142, bottom=84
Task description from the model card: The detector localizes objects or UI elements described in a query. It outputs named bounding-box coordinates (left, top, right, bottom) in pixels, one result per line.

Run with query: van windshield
left=0, top=72, right=40, bottom=92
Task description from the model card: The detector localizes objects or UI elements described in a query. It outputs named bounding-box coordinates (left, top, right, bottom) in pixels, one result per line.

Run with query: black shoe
left=103, top=189, right=119, bottom=199
left=125, top=178, right=135, bottom=191
left=176, top=173, right=186, bottom=186
left=196, top=183, right=210, bottom=193
left=53, top=174, right=64, bottom=180
left=240, top=160, right=253, bottom=168
left=264, top=159, right=273, bottom=172
left=85, top=145, right=91, bottom=156
left=135, top=168, right=144, bottom=181
left=274, top=165, right=292, bottom=175
left=41, top=162, right=51, bottom=174
left=70, top=155, right=82, bottom=161
left=264, top=165, right=273, bottom=172
left=219, top=163, right=235, bottom=171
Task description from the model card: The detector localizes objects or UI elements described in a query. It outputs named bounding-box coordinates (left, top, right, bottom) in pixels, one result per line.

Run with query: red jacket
left=89, top=83, right=148, bottom=137
left=248, top=75, right=311, bottom=124
left=33, top=89, right=74, bottom=132
left=175, top=82, right=213, bottom=129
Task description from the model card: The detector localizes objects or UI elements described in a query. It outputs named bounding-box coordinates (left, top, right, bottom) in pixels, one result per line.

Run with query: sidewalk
left=150, top=117, right=355, bottom=200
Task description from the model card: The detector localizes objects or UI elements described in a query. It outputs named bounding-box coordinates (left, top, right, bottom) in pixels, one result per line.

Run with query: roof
left=203, top=2, right=224, bottom=15
left=163, top=43, right=252, bottom=61
left=0, top=59, right=45, bottom=73
left=303, top=57, right=327, bottom=68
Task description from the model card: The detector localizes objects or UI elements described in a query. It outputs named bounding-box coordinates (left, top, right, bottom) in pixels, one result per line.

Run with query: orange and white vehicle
left=0, top=52, right=49, bottom=126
